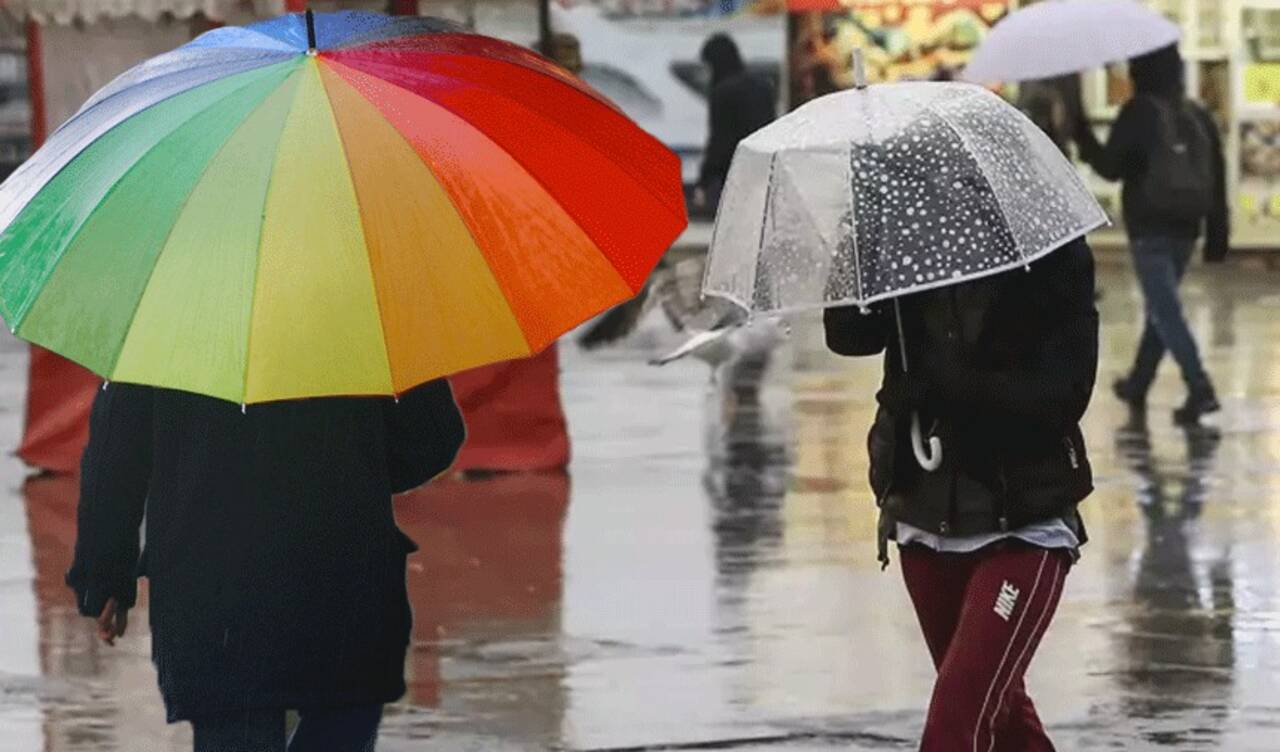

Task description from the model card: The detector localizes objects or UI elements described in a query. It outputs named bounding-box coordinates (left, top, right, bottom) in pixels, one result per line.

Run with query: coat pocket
left=1002, top=432, right=1092, bottom=525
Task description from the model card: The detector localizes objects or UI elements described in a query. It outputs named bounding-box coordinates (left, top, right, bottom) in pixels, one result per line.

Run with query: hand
left=876, top=376, right=928, bottom=416
left=96, top=597, right=129, bottom=646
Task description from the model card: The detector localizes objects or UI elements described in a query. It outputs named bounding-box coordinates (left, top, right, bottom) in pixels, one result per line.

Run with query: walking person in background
left=694, top=33, right=776, bottom=215
left=823, top=237, right=1099, bottom=751
left=67, top=382, right=465, bottom=751
left=1075, top=43, right=1229, bottom=425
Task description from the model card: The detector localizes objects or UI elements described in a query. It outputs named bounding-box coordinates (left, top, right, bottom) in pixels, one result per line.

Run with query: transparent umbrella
left=702, top=58, right=1107, bottom=469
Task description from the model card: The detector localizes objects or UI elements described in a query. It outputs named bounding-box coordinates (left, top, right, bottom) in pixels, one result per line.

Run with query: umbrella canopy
left=962, top=0, right=1181, bottom=84
left=702, top=80, right=1106, bottom=315
left=0, top=11, right=686, bottom=404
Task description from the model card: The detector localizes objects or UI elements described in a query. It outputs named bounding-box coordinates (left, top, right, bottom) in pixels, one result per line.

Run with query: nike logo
left=994, top=580, right=1020, bottom=622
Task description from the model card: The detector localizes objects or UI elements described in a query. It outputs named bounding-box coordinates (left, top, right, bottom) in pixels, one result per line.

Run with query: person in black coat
left=67, top=380, right=465, bottom=751
left=1075, top=43, right=1228, bottom=424
left=695, top=33, right=776, bottom=213
left=823, top=238, right=1098, bottom=750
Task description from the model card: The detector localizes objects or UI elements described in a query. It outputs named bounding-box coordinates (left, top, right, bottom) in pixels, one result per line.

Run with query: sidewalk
left=2, top=259, right=1279, bottom=751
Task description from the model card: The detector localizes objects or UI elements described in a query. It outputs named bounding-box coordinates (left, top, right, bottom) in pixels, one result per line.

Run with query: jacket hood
left=1130, top=43, right=1184, bottom=98
left=701, top=33, right=746, bottom=86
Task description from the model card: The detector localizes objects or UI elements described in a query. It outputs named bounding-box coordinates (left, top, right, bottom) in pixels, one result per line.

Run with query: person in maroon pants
left=824, top=238, right=1099, bottom=751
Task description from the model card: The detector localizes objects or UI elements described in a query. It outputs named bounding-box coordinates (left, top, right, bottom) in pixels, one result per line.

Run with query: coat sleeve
left=934, top=240, right=1099, bottom=432
left=698, top=83, right=736, bottom=189
left=1076, top=99, right=1147, bottom=182
left=384, top=378, right=466, bottom=494
left=66, top=383, right=153, bottom=618
left=823, top=305, right=889, bottom=356
left=1197, top=106, right=1230, bottom=262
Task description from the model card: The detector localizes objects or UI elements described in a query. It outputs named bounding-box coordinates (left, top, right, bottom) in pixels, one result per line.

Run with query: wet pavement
left=2, top=254, right=1280, bottom=751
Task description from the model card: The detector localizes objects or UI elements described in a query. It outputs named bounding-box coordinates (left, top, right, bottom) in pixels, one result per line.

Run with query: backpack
left=1138, top=96, right=1214, bottom=221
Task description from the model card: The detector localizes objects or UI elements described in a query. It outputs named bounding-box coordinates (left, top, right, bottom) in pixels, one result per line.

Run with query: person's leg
left=993, top=678, right=1054, bottom=752
left=917, top=544, right=1070, bottom=752
left=1122, top=319, right=1165, bottom=399
left=1170, top=235, right=1196, bottom=281
left=1129, top=237, right=1214, bottom=399
left=900, top=545, right=976, bottom=668
left=288, top=705, right=384, bottom=752
left=191, top=710, right=286, bottom=752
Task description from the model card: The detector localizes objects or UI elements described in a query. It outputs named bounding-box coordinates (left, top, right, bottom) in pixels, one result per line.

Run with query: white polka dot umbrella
left=701, top=70, right=1107, bottom=469
left=703, top=78, right=1106, bottom=314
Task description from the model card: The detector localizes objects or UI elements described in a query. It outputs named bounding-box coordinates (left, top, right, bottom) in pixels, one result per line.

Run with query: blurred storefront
left=1073, top=1, right=1280, bottom=248
left=0, top=15, right=29, bottom=181
left=1228, top=2, right=1280, bottom=248
left=786, top=0, right=1009, bottom=105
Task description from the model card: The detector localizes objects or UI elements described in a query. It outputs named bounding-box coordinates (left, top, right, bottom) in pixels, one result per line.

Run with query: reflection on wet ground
left=2, top=257, right=1280, bottom=750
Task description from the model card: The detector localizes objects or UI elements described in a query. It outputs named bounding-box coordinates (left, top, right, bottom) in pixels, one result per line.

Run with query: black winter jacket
left=824, top=239, right=1098, bottom=554
left=66, top=381, right=464, bottom=722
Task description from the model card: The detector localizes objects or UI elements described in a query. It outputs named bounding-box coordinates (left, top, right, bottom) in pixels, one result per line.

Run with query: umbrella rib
left=317, top=62, right=536, bottom=362
left=0, top=55, right=293, bottom=236
left=313, top=71, right=406, bottom=394
left=325, top=54, right=684, bottom=230
left=187, top=22, right=306, bottom=54
left=749, top=152, right=778, bottom=312
left=336, top=38, right=617, bottom=111
left=847, top=148, right=864, bottom=305
left=927, top=91, right=1024, bottom=263
left=105, top=74, right=302, bottom=385
left=928, top=87, right=1108, bottom=260
left=64, top=52, right=294, bottom=137
left=241, top=74, right=309, bottom=405
left=322, top=60, right=642, bottom=301
left=9, top=63, right=301, bottom=336
left=329, top=18, right=462, bottom=50
left=863, top=87, right=884, bottom=307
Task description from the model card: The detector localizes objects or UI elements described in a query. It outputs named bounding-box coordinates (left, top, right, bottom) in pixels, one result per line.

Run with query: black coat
left=824, top=239, right=1098, bottom=548
left=698, top=72, right=776, bottom=191
left=1076, top=45, right=1229, bottom=256
left=66, top=381, right=465, bottom=722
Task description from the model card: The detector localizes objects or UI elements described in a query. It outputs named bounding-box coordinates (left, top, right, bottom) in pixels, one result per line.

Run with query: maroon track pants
left=900, top=543, right=1071, bottom=752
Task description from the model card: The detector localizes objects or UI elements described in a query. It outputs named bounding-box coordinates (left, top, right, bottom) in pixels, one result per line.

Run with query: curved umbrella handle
left=911, top=412, right=943, bottom=472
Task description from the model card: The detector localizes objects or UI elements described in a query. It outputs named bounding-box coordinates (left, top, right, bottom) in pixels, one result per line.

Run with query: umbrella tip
left=853, top=48, right=868, bottom=90
left=305, top=8, right=317, bottom=54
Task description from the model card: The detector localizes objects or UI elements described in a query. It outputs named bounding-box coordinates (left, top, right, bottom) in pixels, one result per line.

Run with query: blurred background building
left=0, top=0, right=1277, bottom=249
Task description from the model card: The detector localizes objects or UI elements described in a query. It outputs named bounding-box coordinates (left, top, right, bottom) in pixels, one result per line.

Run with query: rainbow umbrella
left=0, top=11, right=686, bottom=404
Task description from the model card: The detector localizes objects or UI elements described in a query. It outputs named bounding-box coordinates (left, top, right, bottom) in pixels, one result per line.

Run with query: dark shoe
left=1112, top=378, right=1147, bottom=411
left=1174, top=390, right=1221, bottom=426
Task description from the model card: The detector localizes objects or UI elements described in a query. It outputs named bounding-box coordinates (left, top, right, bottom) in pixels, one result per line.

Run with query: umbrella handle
left=911, top=412, right=943, bottom=472
left=895, top=301, right=942, bottom=471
